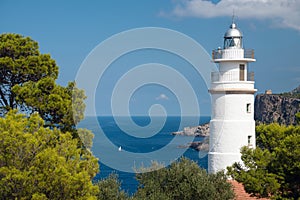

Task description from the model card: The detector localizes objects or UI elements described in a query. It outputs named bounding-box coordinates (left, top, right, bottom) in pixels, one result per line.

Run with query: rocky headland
left=173, top=123, right=210, bottom=151
left=172, top=123, right=209, bottom=137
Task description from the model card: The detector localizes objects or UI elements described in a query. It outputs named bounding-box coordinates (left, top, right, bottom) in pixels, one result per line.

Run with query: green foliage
left=228, top=122, right=300, bottom=199
left=13, top=79, right=86, bottom=133
left=95, top=174, right=129, bottom=200
left=0, top=33, right=99, bottom=199
left=279, top=84, right=300, bottom=99
left=256, top=123, right=295, bottom=151
left=0, top=110, right=99, bottom=199
left=227, top=147, right=280, bottom=198
left=0, top=33, right=58, bottom=114
left=133, top=157, right=235, bottom=200
left=78, top=128, right=94, bottom=150
left=279, top=92, right=300, bottom=99
left=0, top=33, right=86, bottom=136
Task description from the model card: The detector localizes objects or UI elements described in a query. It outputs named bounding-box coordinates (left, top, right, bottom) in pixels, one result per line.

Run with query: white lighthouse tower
left=208, top=21, right=256, bottom=173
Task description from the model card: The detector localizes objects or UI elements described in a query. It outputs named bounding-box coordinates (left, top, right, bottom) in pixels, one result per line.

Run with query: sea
left=78, top=116, right=210, bottom=195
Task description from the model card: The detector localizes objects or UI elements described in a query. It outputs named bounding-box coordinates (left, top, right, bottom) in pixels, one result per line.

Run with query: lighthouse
left=208, top=22, right=256, bottom=173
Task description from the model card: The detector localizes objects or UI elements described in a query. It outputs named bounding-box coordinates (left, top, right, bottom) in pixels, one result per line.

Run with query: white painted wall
left=208, top=59, right=256, bottom=174
left=211, top=93, right=254, bottom=120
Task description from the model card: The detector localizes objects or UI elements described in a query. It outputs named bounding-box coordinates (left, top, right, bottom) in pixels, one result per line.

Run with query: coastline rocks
left=189, top=139, right=209, bottom=151
left=177, top=139, right=209, bottom=152
left=172, top=123, right=210, bottom=137
left=173, top=123, right=210, bottom=152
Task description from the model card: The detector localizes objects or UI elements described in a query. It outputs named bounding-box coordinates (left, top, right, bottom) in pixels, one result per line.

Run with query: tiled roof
left=228, top=180, right=269, bottom=200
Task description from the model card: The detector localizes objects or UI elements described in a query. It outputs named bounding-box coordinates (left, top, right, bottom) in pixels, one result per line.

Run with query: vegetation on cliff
left=280, top=85, right=300, bottom=99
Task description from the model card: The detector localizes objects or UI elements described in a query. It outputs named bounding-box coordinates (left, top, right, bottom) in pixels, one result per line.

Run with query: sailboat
left=118, top=146, right=122, bottom=151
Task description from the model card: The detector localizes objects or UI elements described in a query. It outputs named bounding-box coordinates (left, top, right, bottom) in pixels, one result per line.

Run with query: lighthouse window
left=248, top=136, right=252, bottom=146
left=246, top=103, right=251, bottom=113
left=239, top=64, right=245, bottom=81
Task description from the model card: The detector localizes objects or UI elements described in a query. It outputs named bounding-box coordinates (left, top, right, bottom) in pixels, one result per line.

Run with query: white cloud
left=169, top=0, right=300, bottom=31
left=155, top=93, right=169, bottom=100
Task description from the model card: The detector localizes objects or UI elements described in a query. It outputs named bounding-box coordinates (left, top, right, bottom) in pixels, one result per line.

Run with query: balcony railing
left=247, top=72, right=254, bottom=81
left=211, top=71, right=254, bottom=82
left=212, top=49, right=255, bottom=60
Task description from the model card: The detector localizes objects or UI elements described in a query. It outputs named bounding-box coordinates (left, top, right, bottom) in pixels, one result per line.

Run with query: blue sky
left=1, top=0, right=299, bottom=116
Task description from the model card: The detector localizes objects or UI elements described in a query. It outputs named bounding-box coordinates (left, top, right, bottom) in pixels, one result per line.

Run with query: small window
left=240, top=64, right=245, bottom=81
left=246, top=103, right=251, bottom=113
left=248, top=136, right=252, bottom=146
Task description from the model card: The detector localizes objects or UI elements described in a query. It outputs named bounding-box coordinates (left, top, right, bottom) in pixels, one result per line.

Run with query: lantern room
left=224, top=23, right=243, bottom=49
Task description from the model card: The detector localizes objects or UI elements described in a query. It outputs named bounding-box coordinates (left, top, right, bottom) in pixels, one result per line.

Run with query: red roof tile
left=228, top=180, right=269, bottom=200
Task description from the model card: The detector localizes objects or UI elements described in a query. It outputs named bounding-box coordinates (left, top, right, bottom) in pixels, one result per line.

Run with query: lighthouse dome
left=224, top=23, right=243, bottom=38
left=223, top=23, right=243, bottom=49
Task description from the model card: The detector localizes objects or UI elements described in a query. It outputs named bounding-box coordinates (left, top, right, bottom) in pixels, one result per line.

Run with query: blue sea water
left=78, top=116, right=210, bottom=194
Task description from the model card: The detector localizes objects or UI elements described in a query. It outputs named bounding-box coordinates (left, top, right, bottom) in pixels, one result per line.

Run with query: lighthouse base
left=208, top=152, right=242, bottom=174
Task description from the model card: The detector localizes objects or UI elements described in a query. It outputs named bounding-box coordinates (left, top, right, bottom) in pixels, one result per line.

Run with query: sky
left=0, top=0, right=299, bottom=116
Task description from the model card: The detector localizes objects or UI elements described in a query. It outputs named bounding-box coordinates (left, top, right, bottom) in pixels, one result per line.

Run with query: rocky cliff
left=254, top=94, right=300, bottom=125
